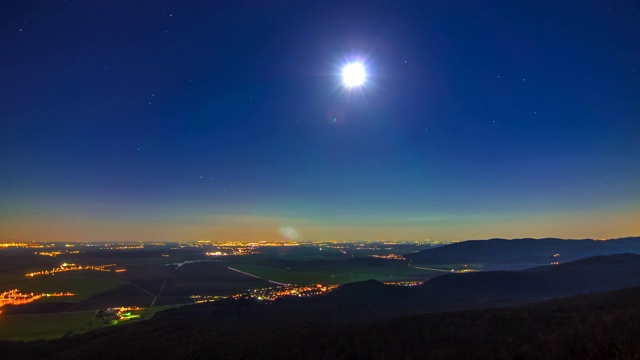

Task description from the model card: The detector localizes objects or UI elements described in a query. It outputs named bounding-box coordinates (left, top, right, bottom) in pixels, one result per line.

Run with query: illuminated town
left=35, top=250, right=81, bottom=257
left=25, top=263, right=123, bottom=278
left=190, top=283, right=340, bottom=304
left=99, top=243, right=145, bottom=250
left=0, top=289, right=75, bottom=314
left=0, top=242, right=53, bottom=249
left=370, top=254, right=406, bottom=260
left=97, top=306, right=144, bottom=324
left=384, top=281, right=424, bottom=287
left=251, top=284, right=339, bottom=301
left=455, top=268, right=477, bottom=273
left=191, top=281, right=426, bottom=304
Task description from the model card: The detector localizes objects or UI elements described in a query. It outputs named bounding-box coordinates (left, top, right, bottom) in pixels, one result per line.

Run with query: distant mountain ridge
left=420, top=253, right=640, bottom=303
left=323, top=253, right=640, bottom=312
left=405, top=237, right=640, bottom=269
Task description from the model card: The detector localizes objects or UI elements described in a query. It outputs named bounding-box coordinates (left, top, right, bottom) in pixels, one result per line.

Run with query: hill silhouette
left=405, top=237, right=640, bottom=269
left=317, top=253, right=640, bottom=309
left=4, top=282, right=640, bottom=359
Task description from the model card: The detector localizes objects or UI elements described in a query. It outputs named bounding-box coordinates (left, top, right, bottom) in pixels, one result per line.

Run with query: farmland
left=0, top=240, right=441, bottom=340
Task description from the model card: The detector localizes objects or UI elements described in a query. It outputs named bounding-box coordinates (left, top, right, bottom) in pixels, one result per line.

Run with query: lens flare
left=278, top=226, right=299, bottom=240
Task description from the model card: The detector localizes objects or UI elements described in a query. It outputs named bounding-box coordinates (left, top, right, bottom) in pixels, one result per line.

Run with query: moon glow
left=341, top=62, right=366, bottom=87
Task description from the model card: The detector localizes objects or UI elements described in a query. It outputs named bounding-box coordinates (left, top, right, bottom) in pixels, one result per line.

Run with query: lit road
left=132, top=283, right=155, bottom=297
left=227, top=267, right=287, bottom=286
left=409, top=265, right=451, bottom=272
left=86, top=309, right=100, bottom=331
left=150, top=281, right=166, bottom=307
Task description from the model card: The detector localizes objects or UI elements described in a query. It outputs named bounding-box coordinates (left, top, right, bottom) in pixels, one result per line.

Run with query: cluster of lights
left=251, top=284, right=338, bottom=301
left=190, top=294, right=231, bottom=304
left=100, top=244, right=144, bottom=250
left=0, top=289, right=74, bottom=311
left=355, top=243, right=384, bottom=250
left=205, top=251, right=228, bottom=257
left=98, top=306, right=144, bottom=324
left=205, top=247, right=259, bottom=256
left=448, top=264, right=477, bottom=273
left=0, top=242, right=52, bottom=249
left=191, top=284, right=339, bottom=304
left=451, top=268, right=477, bottom=273
left=223, top=248, right=258, bottom=256
left=35, top=250, right=80, bottom=257
left=370, top=254, right=405, bottom=260
left=174, top=241, right=297, bottom=253
left=384, top=281, right=424, bottom=287
left=24, top=263, right=122, bottom=277
left=202, top=242, right=305, bottom=256
left=176, top=240, right=297, bottom=249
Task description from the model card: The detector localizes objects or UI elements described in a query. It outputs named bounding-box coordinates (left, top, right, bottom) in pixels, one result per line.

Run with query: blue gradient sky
left=1, top=1, right=639, bottom=242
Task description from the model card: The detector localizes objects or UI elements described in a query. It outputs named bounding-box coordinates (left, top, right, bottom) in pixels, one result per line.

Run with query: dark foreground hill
left=3, top=286, right=640, bottom=359
left=405, top=237, right=640, bottom=269
left=3, top=253, right=640, bottom=359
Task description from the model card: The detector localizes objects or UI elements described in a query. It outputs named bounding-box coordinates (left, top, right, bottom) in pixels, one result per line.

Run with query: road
left=409, top=265, right=451, bottom=272
left=150, top=281, right=166, bottom=307
left=227, top=266, right=287, bottom=286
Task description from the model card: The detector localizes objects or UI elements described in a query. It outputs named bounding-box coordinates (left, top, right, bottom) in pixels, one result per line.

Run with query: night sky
left=1, top=1, right=639, bottom=242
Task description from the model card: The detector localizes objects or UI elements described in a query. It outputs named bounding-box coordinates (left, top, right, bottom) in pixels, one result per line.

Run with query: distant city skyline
left=1, top=1, right=639, bottom=242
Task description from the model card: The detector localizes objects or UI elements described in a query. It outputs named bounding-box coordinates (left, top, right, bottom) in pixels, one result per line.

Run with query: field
left=0, top=310, right=96, bottom=341
left=0, top=304, right=180, bottom=341
left=0, top=242, right=443, bottom=340
left=228, top=261, right=438, bottom=284
left=10, top=272, right=128, bottom=301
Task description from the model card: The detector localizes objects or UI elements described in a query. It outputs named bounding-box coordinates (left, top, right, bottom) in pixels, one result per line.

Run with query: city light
left=1, top=289, right=74, bottom=310
left=25, top=263, right=124, bottom=277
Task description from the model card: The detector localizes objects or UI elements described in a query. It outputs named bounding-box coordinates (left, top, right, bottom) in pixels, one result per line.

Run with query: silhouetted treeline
left=2, top=285, right=640, bottom=359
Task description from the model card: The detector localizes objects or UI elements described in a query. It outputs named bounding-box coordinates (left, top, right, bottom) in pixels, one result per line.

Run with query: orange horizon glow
left=0, top=208, right=638, bottom=243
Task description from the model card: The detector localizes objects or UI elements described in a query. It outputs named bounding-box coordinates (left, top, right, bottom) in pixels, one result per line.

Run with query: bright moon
left=342, top=62, right=366, bottom=87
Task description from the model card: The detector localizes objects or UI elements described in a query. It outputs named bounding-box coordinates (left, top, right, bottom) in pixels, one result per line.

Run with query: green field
left=0, top=269, right=37, bottom=285
left=0, top=310, right=95, bottom=341
left=229, top=262, right=440, bottom=285
left=410, top=263, right=486, bottom=272
left=6, top=272, right=129, bottom=302
left=0, top=304, right=182, bottom=341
